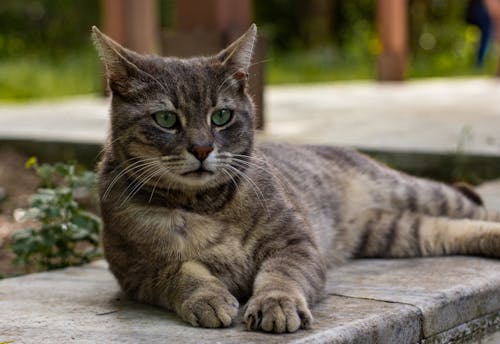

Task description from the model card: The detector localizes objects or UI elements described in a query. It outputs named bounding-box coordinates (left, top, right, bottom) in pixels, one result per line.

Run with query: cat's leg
left=168, top=261, right=240, bottom=327
left=351, top=209, right=500, bottom=258
left=243, top=231, right=326, bottom=333
left=110, top=258, right=239, bottom=328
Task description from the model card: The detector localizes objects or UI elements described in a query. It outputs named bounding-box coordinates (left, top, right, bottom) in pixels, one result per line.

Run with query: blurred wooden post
left=484, top=0, right=500, bottom=77
left=102, top=0, right=159, bottom=54
left=305, top=0, right=332, bottom=46
left=376, top=0, right=407, bottom=81
left=164, top=0, right=265, bottom=129
left=101, top=0, right=159, bottom=94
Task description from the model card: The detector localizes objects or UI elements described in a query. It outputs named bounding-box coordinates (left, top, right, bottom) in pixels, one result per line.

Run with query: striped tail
left=480, top=209, right=500, bottom=222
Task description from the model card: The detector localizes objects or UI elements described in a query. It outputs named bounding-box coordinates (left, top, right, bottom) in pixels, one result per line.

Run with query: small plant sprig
left=10, top=158, right=101, bottom=271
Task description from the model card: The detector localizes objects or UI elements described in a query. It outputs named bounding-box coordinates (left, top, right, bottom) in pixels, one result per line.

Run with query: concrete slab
left=422, top=312, right=500, bottom=344
left=1, top=257, right=499, bottom=343
left=327, top=257, right=500, bottom=337
left=0, top=261, right=420, bottom=344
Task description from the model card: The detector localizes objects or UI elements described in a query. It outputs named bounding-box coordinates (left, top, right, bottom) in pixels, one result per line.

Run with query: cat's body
left=93, top=25, right=500, bottom=333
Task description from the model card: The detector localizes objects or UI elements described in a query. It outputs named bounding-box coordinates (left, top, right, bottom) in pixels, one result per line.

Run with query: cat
left=92, top=24, right=500, bottom=333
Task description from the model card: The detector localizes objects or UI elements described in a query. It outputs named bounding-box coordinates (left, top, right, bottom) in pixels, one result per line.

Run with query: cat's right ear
left=91, top=26, right=144, bottom=95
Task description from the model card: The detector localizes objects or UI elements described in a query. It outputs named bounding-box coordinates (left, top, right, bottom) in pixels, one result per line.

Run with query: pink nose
left=188, top=145, right=213, bottom=161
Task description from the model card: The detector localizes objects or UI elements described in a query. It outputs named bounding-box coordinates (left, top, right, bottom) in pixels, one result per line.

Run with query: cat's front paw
left=243, top=291, right=313, bottom=333
left=179, top=288, right=239, bottom=328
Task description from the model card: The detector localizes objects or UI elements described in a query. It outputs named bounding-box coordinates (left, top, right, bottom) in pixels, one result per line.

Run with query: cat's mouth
left=181, top=167, right=214, bottom=178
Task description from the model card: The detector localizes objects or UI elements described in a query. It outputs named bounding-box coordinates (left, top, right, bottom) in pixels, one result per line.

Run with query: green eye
left=212, top=109, right=233, bottom=126
left=152, top=111, right=177, bottom=129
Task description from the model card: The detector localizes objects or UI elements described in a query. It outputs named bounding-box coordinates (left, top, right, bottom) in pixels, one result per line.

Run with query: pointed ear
left=216, top=24, right=257, bottom=74
left=91, top=26, right=145, bottom=95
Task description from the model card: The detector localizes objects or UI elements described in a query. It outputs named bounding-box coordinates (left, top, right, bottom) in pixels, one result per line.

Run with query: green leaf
left=71, top=211, right=101, bottom=232
left=54, top=162, right=71, bottom=177
left=36, top=164, right=55, bottom=188
left=11, top=158, right=101, bottom=271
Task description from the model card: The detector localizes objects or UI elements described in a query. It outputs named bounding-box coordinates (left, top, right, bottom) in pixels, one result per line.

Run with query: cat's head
left=93, top=25, right=257, bottom=192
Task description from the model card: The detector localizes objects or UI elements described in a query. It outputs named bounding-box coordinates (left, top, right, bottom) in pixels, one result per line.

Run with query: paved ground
left=261, top=78, right=500, bottom=155
left=0, top=96, right=109, bottom=143
left=1, top=78, right=500, bottom=155
left=1, top=258, right=499, bottom=344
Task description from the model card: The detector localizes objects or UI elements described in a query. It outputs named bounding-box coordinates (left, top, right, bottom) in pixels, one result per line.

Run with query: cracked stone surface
left=1, top=257, right=499, bottom=343
left=327, top=257, right=500, bottom=337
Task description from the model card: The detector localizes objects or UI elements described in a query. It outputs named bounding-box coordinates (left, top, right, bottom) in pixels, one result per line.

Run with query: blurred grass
left=408, top=49, right=499, bottom=79
left=0, top=0, right=497, bottom=101
left=0, top=47, right=101, bottom=102
left=0, top=30, right=498, bottom=101
left=266, top=48, right=374, bottom=84
left=265, top=50, right=498, bottom=85
left=408, top=25, right=500, bottom=79
left=266, top=27, right=499, bottom=84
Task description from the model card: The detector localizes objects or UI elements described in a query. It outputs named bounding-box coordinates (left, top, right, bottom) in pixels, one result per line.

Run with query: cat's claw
left=179, top=289, right=239, bottom=328
left=243, top=292, right=313, bottom=333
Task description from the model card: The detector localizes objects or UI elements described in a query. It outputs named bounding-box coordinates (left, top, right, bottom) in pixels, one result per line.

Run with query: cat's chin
left=181, top=170, right=214, bottom=179
left=180, top=167, right=216, bottom=181
left=173, top=170, right=219, bottom=189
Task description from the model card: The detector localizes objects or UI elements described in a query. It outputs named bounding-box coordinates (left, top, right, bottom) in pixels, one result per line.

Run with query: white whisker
left=118, top=160, right=189, bottom=205
left=217, top=152, right=286, bottom=190
left=222, top=163, right=269, bottom=217
left=103, top=157, right=158, bottom=200
left=117, top=161, right=161, bottom=204
left=218, top=165, right=244, bottom=209
left=122, top=167, right=161, bottom=206
left=148, top=173, right=164, bottom=203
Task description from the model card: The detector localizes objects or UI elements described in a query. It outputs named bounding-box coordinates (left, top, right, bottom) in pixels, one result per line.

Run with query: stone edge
left=421, top=310, right=500, bottom=344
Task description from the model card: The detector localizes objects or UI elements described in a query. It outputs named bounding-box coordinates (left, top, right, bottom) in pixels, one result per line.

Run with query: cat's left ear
left=216, top=24, right=257, bottom=84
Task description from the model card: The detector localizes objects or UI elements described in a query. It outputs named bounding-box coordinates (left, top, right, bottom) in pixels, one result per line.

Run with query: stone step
left=1, top=257, right=499, bottom=343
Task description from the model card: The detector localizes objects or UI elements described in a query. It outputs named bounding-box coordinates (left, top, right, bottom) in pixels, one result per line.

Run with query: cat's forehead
left=152, top=57, right=222, bottom=82
left=142, top=57, right=234, bottom=108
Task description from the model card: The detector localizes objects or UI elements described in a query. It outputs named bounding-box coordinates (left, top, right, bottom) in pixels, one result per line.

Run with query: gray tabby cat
left=92, top=24, right=500, bottom=333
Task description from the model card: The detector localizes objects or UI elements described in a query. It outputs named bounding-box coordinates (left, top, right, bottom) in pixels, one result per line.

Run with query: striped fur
left=92, top=25, right=500, bottom=333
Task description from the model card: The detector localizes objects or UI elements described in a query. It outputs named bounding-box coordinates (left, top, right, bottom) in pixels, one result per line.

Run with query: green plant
left=10, top=158, right=101, bottom=271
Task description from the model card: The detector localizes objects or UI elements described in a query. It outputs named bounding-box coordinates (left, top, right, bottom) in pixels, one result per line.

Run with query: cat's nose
left=188, top=144, right=214, bottom=161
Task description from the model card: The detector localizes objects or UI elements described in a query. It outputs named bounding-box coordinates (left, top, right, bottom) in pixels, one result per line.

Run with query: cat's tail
left=481, top=210, right=500, bottom=222
left=461, top=201, right=500, bottom=222
left=465, top=205, right=500, bottom=222
left=351, top=209, right=500, bottom=259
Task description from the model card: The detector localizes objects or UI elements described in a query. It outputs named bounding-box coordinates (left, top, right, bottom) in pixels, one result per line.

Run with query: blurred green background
left=0, top=0, right=498, bottom=101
